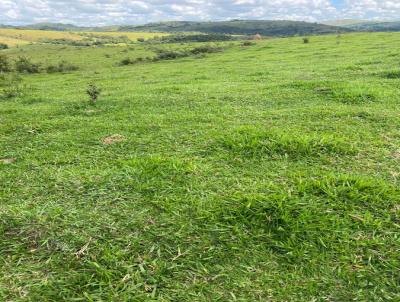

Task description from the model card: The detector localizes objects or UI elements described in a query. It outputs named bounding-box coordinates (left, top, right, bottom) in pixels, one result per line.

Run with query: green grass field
left=1, top=32, right=399, bottom=301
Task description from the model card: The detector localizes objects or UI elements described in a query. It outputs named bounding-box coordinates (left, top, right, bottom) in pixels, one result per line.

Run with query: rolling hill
left=321, top=19, right=369, bottom=26
left=120, top=20, right=351, bottom=36
left=345, top=21, right=400, bottom=32
left=1, top=20, right=351, bottom=37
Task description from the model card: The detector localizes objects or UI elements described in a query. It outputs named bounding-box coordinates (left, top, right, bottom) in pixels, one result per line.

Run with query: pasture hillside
left=0, top=32, right=399, bottom=301
left=0, top=28, right=168, bottom=47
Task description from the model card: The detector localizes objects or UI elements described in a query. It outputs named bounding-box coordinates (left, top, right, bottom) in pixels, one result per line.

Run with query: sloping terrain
left=2, top=20, right=351, bottom=37
left=0, top=28, right=167, bottom=47
left=346, top=21, right=400, bottom=32
left=0, top=32, right=399, bottom=301
left=121, top=20, right=351, bottom=36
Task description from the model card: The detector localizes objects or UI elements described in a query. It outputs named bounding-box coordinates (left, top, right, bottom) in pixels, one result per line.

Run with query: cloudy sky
left=1, top=0, right=399, bottom=26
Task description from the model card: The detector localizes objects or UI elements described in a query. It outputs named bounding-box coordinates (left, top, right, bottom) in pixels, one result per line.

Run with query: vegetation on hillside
left=1, top=20, right=350, bottom=37
left=121, top=20, right=351, bottom=36
left=346, top=21, right=400, bottom=32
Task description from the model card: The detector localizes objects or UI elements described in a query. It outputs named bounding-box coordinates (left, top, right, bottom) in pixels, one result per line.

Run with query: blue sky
left=331, top=0, right=345, bottom=9
left=0, top=1, right=398, bottom=26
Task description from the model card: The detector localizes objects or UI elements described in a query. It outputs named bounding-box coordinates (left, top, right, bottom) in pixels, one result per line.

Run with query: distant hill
left=345, top=21, right=400, bottom=32
left=5, top=23, right=119, bottom=32
left=120, top=20, right=351, bottom=36
left=321, top=19, right=369, bottom=26
left=0, top=20, right=351, bottom=37
left=21, top=23, right=84, bottom=31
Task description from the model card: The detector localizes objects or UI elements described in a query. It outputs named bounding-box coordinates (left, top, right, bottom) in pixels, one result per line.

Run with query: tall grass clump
left=219, top=128, right=356, bottom=159
left=382, top=70, right=400, bottom=79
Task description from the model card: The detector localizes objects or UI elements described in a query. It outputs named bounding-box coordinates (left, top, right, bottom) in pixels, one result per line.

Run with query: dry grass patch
left=102, top=134, right=126, bottom=145
left=1, top=157, right=16, bottom=164
left=0, top=29, right=83, bottom=43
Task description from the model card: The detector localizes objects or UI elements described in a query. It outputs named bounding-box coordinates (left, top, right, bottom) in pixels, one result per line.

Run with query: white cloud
left=0, top=0, right=398, bottom=26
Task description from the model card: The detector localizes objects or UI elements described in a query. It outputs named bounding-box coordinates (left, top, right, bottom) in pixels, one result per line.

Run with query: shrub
left=149, top=34, right=236, bottom=43
left=86, top=83, right=101, bottom=104
left=241, top=41, right=256, bottom=46
left=137, top=37, right=145, bottom=43
left=0, top=43, right=8, bottom=50
left=46, top=61, right=79, bottom=73
left=190, top=46, right=222, bottom=54
left=120, top=58, right=136, bottom=65
left=155, top=49, right=188, bottom=60
left=0, top=73, right=25, bottom=99
left=0, top=54, right=11, bottom=73
left=15, top=56, right=40, bottom=73
left=303, top=37, right=310, bottom=44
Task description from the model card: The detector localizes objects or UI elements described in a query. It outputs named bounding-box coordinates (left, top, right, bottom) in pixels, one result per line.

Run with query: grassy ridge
left=0, top=32, right=400, bottom=301
left=122, top=20, right=350, bottom=36
left=0, top=28, right=168, bottom=47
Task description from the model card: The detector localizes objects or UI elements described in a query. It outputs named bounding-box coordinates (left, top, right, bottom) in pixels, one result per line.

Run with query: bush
left=0, top=54, right=12, bottom=73
left=120, top=58, right=136, bottom=65
left=0, top=73, right=25, bottom=99
left=241, top=41, right=256, bottom=46
left=190, top=46, right=222, bottom=54
left=86, top=83, right=101, bottom=104
left=149, top=34, right=237, bottom=43
left=15, top=56, right=41, bottom=73
left=137, top=37, right=145, bottom=43
left=155, top=50, right=188, bottom=60
left=303, top=37, right=310, bottom=44
left=0, top=43, right=8, bottom=50
left=46, top=61, right=79, bottom=73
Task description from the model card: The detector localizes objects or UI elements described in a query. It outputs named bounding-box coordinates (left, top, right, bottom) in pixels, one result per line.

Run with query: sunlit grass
left=0, top=32, right=399, bottom=301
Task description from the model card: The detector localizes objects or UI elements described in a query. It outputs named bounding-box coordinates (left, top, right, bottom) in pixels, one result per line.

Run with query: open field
left=1, top=32, right=400, bottom=301
left=84, top=31, right=170, bottom=40
left=0, top=28, right=169, bottom=46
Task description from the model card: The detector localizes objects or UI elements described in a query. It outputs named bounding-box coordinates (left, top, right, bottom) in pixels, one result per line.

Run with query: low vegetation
left=15, top=56, right=41, bottom=73
left=0, top=54, right=11, bottom=72
left=120, top=45, right=224, bottom=65
left=0, top=54, right=79, bottom=74
left=0, top=73, right=27, bottom=100
left=46, top=61, right=79, bottom=73
left=149, top=33, right=239, bottom=43
left=0, top=31, right=399, bottom=301
left=86, top=83, right=101, bottom=103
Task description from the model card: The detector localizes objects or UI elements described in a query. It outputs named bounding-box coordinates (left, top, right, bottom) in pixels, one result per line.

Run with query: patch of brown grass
left=102, top=134, right=126, bottom=145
